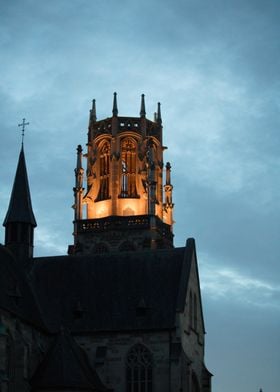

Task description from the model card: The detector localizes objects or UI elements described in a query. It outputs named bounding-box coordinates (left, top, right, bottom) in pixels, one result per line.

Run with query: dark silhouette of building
left=0, top=93, right=212, bottom=391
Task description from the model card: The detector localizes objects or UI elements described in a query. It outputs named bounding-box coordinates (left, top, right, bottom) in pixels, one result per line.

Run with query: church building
left=0, top=93, right=212, bottom=392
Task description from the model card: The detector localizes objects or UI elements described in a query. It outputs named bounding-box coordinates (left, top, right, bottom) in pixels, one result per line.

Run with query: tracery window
left=120, top=138, right=138, bottom=198
left=126, top=344, right=152, bottom=392
left=97, top=141, right=110, bottom=201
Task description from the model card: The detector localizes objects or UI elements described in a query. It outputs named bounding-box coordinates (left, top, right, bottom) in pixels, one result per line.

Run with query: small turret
left=3, top=146, right=37, bottom=261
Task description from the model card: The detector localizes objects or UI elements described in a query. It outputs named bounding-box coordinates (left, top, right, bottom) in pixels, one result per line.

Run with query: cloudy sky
left=0, top=0, right=279, bottom=390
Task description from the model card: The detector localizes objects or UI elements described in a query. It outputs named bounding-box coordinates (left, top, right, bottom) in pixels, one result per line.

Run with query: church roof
left=30, top=245, right=191, bottom=333
left=30, top=328, right=108, bottom=391
left=3, top=146, right=36, bottom=227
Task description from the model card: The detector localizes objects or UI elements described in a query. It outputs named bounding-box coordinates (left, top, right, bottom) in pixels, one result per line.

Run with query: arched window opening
left=120, top=138, right=138, bottom=198
left=126, top=344, right=152, bottom=392
left=96, top=141, right=110, bottom=201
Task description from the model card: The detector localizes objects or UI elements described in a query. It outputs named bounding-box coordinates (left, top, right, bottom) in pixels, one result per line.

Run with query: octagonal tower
left=70, top=93, right=174, bottom=254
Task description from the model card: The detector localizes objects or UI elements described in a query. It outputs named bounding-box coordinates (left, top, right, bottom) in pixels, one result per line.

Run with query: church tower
left=70, top=93, right=174, bottom=254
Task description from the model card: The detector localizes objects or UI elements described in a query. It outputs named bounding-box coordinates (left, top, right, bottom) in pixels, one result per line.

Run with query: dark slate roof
left=31, top=246, right=190, bottom=333
left=0, top=245, right=46, bottom=330
left=31, top=328, right=108, bottom=391
left=3, top=146, right=36, bottom=227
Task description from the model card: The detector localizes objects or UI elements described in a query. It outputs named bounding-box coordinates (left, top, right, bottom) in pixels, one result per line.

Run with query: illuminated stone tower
left=70, top=93, right=174, bottom=254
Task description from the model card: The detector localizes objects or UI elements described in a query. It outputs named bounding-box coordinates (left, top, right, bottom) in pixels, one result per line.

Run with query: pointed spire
left=112, top=92, right=118, bottom=116
left=157, top=102, right=162, bottom=124
left=89, top=99, right=97, bottom=123
left=140, top=94, right=146, bottom=118
left=3, top=146, right=36, bottom=227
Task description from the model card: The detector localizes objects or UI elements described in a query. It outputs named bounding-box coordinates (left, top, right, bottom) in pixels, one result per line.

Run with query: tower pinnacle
left=112, top=92, right=118, bottom=116
left=140, top=94, right=146, bottom=118
left=157, top=102, right=162, bottom=124
left=89, top=99, right=97, bottom=123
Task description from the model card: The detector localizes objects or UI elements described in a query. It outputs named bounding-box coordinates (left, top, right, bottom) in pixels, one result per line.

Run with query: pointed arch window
left=126, top=344, right=152, bottom=392
left=120, top=138, right=138, bottom=198
left=96, top=141, right=110, bottom=201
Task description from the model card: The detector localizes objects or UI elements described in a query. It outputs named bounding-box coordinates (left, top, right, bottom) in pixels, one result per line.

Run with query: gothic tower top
left=70, top=93, right=174, bottom=255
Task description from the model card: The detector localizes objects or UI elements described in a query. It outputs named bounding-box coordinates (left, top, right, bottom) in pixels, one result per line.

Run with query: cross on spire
left=18, top=118, right=29, bottom=145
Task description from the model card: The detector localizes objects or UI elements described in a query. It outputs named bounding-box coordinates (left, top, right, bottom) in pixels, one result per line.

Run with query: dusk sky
left=0, top=1, right=279, bottom=391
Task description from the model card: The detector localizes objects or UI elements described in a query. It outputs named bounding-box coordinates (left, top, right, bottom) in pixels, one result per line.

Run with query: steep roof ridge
left=3, top=145, right=36, bottom=226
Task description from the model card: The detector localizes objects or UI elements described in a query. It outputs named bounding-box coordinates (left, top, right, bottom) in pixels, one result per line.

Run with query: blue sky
left=0, top=1, right=279, bottom=391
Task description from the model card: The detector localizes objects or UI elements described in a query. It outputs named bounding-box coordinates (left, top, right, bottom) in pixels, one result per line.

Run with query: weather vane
left=18, top=118, right=29, bottom=145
